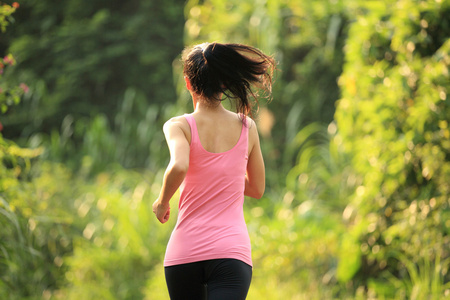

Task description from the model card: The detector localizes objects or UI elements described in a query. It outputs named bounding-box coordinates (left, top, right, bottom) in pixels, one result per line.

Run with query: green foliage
left=34, top=87, right=177, bottom=173
left=0, top=5, right=57, bottom=298
left=0, top=2, right=17, bottom=32
left=2, top=0, right=450, bottom=299
left=246, top=197, right=344, bottom=300
left=1, top=3, right=174, bottom=298
left=0, top=160, right=76, bottom=299
left=0, top=53, right=26, bottom=114
left=0, top=154, right=177, bottom=299
left=51, top=169, right=175, bottom=299
left=1, top=0, right=185, bottom=170
left=0, top=2, right=27, bottom=114
left=335, top=0, right=450, bottom=297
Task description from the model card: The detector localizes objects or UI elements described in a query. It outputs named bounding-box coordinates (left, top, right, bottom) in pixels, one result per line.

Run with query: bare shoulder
left=164, top=116, right=188, bottom=130
left=163, top=115, right=191, bottom=141
left=245, top=116, right=258, bottom=135
left=245, top=116, right=261, bottom=153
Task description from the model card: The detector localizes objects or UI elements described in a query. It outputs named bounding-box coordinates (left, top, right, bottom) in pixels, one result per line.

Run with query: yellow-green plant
left=0, top=4, right=76, bottom=298
left=0, top=2, right=28, bottom=113
left=335, top=0, right=450, bottom=297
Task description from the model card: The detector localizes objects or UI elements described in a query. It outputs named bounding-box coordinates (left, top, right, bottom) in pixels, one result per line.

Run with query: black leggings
left=164, top=259, right=252, bottom=300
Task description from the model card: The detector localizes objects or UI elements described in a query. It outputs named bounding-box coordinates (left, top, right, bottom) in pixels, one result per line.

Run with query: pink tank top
left=164, top=113, right=252, bottom=267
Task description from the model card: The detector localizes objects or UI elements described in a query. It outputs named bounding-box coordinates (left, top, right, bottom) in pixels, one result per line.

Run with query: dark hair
left=182, top=42, right=275, bottom=117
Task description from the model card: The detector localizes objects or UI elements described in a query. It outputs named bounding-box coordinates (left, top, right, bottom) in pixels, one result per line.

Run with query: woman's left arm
left=152, top=118, right=190, bottom=223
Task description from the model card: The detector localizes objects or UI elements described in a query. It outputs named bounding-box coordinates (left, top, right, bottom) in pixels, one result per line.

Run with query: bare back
left=193, top=110, right=244, bottom=153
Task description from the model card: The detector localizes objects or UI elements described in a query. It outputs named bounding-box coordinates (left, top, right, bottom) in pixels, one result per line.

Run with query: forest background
left=1, top=0, right=449, bottom=299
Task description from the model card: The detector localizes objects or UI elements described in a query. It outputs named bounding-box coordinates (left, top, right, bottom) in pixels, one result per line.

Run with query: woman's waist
left=168, top=225, right=251, bottom=251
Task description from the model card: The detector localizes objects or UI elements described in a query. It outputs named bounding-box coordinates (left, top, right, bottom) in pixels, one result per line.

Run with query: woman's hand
left=153, top=199, right=171, bottom=223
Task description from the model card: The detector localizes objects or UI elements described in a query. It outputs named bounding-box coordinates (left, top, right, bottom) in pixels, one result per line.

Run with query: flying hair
left=182, top=42, right=276, bottom=118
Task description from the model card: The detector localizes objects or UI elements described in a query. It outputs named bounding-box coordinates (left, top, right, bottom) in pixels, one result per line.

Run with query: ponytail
left=182, top=42, right=275, bottom=118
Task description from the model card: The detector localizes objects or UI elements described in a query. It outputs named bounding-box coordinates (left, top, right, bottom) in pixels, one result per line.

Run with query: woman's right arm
left=152, top=117, right=190, bottom=223
left=244, top=120, right=265, bottom=199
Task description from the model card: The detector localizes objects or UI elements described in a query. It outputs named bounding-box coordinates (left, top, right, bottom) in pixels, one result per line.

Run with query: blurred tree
left=0, top=0, right=186, bottom=172
left=335, top=0, right=450, bottom=297
left=1, top=3, right=74, bottom=298
left=0, top=0, right=185, bottom=139
left=0, top=2, right=25, bottom=113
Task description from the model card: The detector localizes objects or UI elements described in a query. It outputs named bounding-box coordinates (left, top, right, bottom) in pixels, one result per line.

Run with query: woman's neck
left=192, top=93, right=226, bottom=113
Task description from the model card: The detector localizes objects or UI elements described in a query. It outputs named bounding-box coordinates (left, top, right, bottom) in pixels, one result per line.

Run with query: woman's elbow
left=246, top=184, right=265, bottom=199
left=170, top=161, right=189, bottom=177
left=254, top=186, right=265, bottom=199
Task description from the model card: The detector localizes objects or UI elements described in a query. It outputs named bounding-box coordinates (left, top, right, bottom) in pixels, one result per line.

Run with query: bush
left=335, top=0, right=450, bottom=297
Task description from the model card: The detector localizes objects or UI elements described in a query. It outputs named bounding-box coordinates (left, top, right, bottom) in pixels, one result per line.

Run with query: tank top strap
left=183, top=114, right=199, bottom=146
left=239, top=113, right=249, bottom=133
left=238, top=115, right=249, bottom=157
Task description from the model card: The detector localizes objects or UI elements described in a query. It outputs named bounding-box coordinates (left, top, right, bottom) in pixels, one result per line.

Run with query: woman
left=152, top=42, right=275, bottom=300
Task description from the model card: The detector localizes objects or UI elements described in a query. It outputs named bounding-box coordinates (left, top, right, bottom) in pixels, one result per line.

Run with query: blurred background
left=0, top=0, right=449, bottom=299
